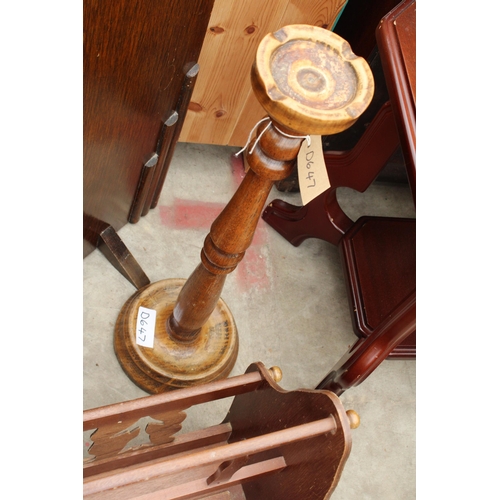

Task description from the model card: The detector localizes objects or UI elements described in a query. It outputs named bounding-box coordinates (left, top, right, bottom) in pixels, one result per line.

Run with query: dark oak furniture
left=84, top=362, right=359, bottom=499
left=262, top=0, right=416, bottom=395
left=83, top=0, right=215, bottom=281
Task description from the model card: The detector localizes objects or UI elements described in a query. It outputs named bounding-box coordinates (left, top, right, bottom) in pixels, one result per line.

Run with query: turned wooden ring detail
left=165, top=26, right=374, bottom=346
left=251, top=24, right=374, bottom=136
left=166, top=121, right=302, bottom=345
left=114, top=24, right=374, bottom=393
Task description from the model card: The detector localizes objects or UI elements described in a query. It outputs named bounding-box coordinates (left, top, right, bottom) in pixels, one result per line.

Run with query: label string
left=235, top=117, right=311, bottom=156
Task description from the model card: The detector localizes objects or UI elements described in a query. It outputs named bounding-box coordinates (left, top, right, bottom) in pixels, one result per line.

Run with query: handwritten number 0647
left=138, top=311, right=150, bottom=342
left=305, top=148, right=316, bottom=188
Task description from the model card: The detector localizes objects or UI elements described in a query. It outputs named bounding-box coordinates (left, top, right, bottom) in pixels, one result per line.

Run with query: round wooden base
left=114, top=278, right=239, bottom=393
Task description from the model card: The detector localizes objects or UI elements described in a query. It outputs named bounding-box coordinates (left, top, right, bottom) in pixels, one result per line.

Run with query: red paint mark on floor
left=236, top=245, right=270, bottom=291
left=158, top=154, right=271, bottom=291
left=159, top=199, right=224, bottom=229
left=251, top=219, right=267, bottom=246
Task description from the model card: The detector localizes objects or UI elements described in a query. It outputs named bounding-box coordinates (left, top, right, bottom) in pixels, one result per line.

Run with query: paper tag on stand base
left=136, top=306, right=156, bottom=348
left=297, top=135, right=330, bottom=206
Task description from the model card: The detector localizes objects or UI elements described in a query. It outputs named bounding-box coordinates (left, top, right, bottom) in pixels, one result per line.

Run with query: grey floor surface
left=83, top=142, right=416, bottom=499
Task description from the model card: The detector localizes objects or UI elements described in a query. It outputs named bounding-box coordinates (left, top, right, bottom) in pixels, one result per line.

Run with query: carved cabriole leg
left=261, top=101, right=400, bottom=247
left=316, top=292, right=416, bottom=395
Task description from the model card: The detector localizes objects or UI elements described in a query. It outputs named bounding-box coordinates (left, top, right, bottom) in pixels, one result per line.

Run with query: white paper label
left=297, top=135, right=331, bottom=206
left=136, top=306, right=156, bottom=348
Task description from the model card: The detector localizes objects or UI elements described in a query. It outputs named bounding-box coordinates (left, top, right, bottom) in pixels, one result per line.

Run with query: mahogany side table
left=263, top=0, right=416, bottom=393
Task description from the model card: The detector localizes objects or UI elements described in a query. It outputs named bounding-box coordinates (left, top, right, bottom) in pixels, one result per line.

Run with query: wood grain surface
left=83, top=0, right=215, bottom=257
left=178, top=0, right=347, bottom=146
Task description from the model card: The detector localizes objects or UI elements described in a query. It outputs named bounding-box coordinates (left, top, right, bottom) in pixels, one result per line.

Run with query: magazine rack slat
left=83, top=362, right=358, bottom=499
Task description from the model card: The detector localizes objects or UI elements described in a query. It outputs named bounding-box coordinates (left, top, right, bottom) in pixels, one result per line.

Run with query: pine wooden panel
left=229, top=0, right=348, bottom=146
left=178, top=0, right=290, bottom=146
left=178, top=0, right=347, bottom=147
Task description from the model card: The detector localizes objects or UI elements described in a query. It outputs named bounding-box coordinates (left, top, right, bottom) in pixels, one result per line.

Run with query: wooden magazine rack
left=83, top=362, right=359, bottom=499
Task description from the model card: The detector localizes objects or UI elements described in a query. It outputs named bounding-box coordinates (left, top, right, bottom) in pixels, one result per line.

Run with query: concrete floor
left=83, top=142, right=416, bottom=499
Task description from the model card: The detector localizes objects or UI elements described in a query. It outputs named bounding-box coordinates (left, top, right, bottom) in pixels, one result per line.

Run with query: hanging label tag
left=297, top=135, right=330, bottom=206
left=136, top=306, right=156, bottom=348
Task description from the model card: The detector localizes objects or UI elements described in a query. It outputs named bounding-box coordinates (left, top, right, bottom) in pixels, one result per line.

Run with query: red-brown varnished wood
left=83, top=371, right=268, bottom=432
left=83, top=370, right=272, bottom=478
left=83, top=363, right=356, bottom=499
left=262, top=100, right=399, bottom=246
left=85, top=419, right=336, bottom=497
left=376, top=0, right=416, bottom=203
left=316, top=292, right=415, bottom=395
left=339, top=216, right=416, bottom=358
left=262, top=6, right=416, bottom=391
left=85, top=424, right=234, bottom=480
left=223, top=364, right=353, bottom=500
left=83, top=0, right=215, bottom=257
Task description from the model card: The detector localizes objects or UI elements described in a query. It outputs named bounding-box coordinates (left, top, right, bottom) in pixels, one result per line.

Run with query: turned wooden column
left=114, top=24, right=374, bottom=393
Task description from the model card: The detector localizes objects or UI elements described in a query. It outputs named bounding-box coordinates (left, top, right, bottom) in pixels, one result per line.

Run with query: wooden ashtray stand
left=113, top=24, right=374, bottom=393
left=84, top=362, right=360, bottom=500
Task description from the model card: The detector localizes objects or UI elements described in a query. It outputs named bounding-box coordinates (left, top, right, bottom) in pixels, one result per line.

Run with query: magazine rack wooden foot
left=84, top=362, right=360, bottom=500
left=114, top=24, right=374, bottom=393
